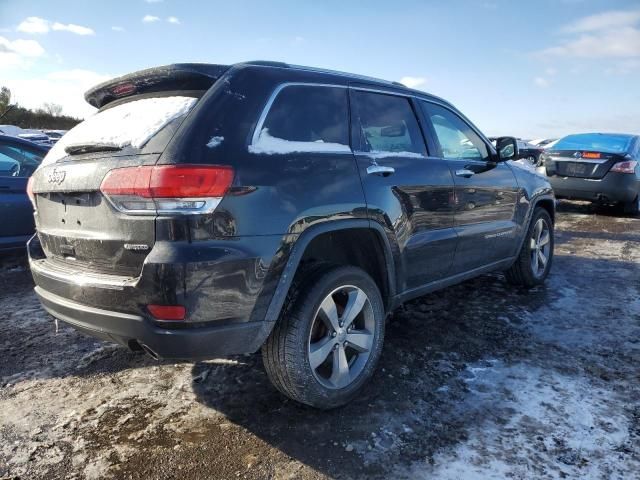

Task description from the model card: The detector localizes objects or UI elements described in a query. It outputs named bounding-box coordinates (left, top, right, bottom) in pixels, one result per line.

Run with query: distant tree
left=42, top=102, right=63, bottom=117
left=0, top=87, right=12, bottom=117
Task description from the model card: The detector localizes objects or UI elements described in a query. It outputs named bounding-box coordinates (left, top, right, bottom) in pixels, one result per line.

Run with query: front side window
left=351, top=90, right=427, bottom=156
left=422, top=102, right=489, bottom=161
left=0, top=143, right=44, bottom=177
left=250, top=85, right=350, bottom=154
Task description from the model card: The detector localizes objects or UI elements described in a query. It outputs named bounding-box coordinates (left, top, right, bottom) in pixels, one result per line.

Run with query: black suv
left=28, top=62, right=555, bottom=408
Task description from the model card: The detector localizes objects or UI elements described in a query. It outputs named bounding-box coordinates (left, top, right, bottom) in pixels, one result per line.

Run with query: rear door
left=350, top=88, right=457, bottom=292
left=420, top=101, right=519, bottom=274
left=0, top=139, right=45, bottom=242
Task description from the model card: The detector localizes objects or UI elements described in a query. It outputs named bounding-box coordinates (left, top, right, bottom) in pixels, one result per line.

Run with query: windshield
left=551, top=133, right=633, bottom=155
left=42, top=95, right=198, bottom=165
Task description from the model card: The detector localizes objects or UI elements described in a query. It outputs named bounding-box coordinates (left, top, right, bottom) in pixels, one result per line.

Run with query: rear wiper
left=64, top=143, right=123, bottom=155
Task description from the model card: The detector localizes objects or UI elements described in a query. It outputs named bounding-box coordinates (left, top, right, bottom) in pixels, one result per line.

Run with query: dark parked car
left=28, top=62, right=555, bottom=408
left=543, top=133, right=640, bottom=214
left=0, top=134, right=49, bottom=251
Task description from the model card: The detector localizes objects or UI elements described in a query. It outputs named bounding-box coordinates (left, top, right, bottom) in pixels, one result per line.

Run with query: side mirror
left=495, top=136, right=519, bottom=161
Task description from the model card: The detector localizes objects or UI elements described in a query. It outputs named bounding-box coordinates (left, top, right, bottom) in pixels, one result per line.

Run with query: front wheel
left=262, top=265, right=385, bottom=409
left=505, top=207, right=554, bottom=287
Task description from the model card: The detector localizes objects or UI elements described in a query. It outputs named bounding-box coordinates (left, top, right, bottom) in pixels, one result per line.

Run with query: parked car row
left=0, top=125, right=67, bottom=146
left=1, top=61, right=638, bottom=409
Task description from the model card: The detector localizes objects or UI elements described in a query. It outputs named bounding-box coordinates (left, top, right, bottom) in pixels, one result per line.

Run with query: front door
left=350, top=88, right=457, bottom=293
left=420, top=101, right=519, bottom=274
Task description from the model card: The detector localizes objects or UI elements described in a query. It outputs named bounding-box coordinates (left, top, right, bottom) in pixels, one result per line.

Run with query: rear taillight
left=27, top=176, right=36, bottom=210
left=100, top=164, right=234, bottom=215
left=147, top=304, right=186, bottom=321
left=610, top=160, right=638, bottom=174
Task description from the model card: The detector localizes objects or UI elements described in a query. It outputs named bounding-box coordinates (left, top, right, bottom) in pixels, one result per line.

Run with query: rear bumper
left=27, top=233, right=283, bottom=359
left=35, top=286, right=273, bottom=359
left=548, top=172, right=639, bottom=203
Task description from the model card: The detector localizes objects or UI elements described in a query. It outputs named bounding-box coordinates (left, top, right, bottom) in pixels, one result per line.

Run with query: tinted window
left=422, top=102, right=489, bottom=161
left=551, top=133, right=634, bottom=154
left=0, top=143, right=44, bottom=177
left=351, top=91, right=427, bottom=156
left=259, top=85, right=349, bottom=145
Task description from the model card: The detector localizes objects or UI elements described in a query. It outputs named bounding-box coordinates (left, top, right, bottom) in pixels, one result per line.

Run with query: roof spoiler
left=84, top=63, right=230, bottom=109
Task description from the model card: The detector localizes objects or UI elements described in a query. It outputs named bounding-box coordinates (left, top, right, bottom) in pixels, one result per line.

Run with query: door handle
left=455, top=169, right=475, bottom=178
left=367, top=165, right=395, bottom=176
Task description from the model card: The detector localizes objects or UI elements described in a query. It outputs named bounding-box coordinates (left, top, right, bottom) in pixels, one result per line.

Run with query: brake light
left=27, top=176, right=36, bottom=209
left=582, top=152, right=601, bottom=159
left=147, top=304, right=186, bottom=321
left=100, top=164, right=234, bottom=215
left=610, top=160, right=637, bottom=174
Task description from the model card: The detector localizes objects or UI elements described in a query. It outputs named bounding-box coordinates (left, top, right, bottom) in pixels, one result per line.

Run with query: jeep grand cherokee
left=28, top=61, right=555, bottom=408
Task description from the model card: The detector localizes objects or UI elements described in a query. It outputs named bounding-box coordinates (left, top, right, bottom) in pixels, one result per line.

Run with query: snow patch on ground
left=404, top=362, right=636, bottom=479
left=249, top=129, right=351, bottom=155
left=43, top=96, right=197, bottom=165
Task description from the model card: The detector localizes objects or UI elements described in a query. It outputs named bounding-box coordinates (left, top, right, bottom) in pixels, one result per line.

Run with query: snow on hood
left=249, top=128, right=351, bottom=155
left=42, top=96, right=198, bottom=165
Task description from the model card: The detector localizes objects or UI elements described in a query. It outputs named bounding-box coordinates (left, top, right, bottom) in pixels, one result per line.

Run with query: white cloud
left=16, top=17, right=94, bottom=36
left=5, top=69, right=112, bottom=118
left=51, top=22, right=94, bottom=35
left=142, top=15, right=161, bottom=23
left=0, top=36, right=45, bottom=68
left=145, top=0, right=163, bottom=3
left=533, top=77, right=550, bottom=88
left=111, top=26, right=125, bottom=32
left=562, top=9, right=640, bottom=33
left=538, top=9, right=640, bottom=59
left=399, top=76, right=427, bottom=89
left=604, top=58, right=640, bottom=75
left=291, top=36, right=305, bottom=46
left=17, top=17, right=50, bottom=34
left=167, top=16, right=181, bottom=25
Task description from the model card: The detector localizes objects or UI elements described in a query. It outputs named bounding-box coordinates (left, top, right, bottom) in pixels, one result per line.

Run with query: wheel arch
left=264, top=220, right=397, bottom=323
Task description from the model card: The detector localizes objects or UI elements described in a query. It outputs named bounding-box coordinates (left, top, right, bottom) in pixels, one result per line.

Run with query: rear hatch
left=544, top=150, right=624, bottom=179
left=544, top=133, right=635, bottom=180
left=30, top=64, right=228, bottom=277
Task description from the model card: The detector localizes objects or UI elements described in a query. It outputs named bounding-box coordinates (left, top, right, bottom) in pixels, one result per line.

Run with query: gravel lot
left=1, top=201, right=639, bottom=480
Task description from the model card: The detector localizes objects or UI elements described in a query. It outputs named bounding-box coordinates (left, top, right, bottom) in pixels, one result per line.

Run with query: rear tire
left=505, top=207, right=554, bottom=288
left=262, top=265, right=385, bottom=409
left=623, top=195, right=640, bottom=216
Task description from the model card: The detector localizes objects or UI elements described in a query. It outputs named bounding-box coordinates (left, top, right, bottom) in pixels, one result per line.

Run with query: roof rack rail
left=244, top=60, right=290, bottom=68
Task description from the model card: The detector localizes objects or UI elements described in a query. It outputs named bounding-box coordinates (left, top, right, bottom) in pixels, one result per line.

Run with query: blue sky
left=1, top=0, right=639, bottom=139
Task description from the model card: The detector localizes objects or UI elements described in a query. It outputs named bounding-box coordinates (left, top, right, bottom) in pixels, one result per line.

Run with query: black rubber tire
left=623, top=196, right=640, bottom=216
left=262, top=265, right=385, bottom=409
left=505, top=207, right=554, bottom=288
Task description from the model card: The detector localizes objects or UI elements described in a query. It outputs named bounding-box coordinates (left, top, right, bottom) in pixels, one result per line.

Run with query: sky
left=1, top=0, right=639, bottom=139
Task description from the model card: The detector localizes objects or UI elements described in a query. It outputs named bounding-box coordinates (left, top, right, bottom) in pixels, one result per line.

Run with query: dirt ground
left=1, top=201, right=639, bottom=480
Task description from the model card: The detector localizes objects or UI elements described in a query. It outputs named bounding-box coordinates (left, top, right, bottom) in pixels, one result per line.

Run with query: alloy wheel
left=530, top=218, right=551, bottom=278
left=308, top=285, right=375, bottom=389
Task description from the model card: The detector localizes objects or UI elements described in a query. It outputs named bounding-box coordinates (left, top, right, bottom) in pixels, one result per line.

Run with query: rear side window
left=0, top=143, right=44, bottom=177
left=422, top=102, right=489, bottom=161
left=250, top=85, right=350, bottom=154
left=350, top=90, right=427, bottom=157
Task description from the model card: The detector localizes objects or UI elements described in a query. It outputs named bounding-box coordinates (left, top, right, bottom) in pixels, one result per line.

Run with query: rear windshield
left=42, top=95, right=199, bottom=165
left=551, top=133, right=633, bottom=154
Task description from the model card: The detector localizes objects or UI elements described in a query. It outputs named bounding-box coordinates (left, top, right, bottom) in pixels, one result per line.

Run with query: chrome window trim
left=250, top=81, right=493, bottom=158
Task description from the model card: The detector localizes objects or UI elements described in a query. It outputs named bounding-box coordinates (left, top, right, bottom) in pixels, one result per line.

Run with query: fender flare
left=264, top=219, right=397, bottom=322
left=515, top=192, right=556, bottom=254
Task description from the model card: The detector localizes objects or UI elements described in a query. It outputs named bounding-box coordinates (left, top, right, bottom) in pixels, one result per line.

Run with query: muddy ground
left=1, top=201, right=639, bottom=480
